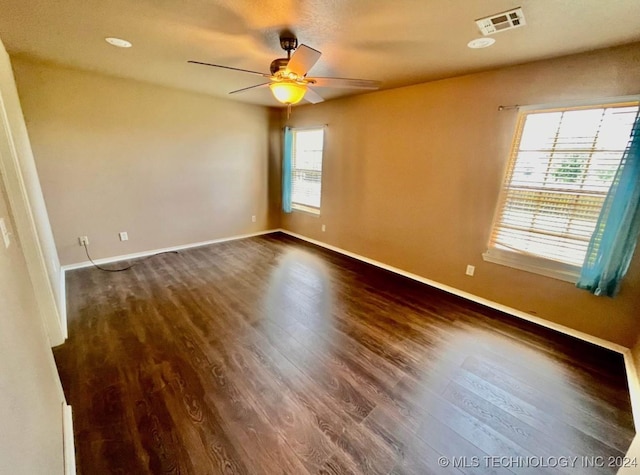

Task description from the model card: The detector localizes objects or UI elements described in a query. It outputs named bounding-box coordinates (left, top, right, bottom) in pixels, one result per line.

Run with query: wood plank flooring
left=55, top=232, right=636, bottom=474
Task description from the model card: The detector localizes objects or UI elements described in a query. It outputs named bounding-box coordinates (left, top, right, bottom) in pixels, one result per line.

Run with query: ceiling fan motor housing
left=270, top=57, right=290, bottom=75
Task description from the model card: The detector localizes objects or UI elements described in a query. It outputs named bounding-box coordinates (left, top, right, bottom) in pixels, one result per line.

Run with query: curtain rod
left=497, top=105, right=520, bottom=111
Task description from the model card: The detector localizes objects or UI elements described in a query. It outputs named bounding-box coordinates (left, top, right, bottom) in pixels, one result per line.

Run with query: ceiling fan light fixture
left=189, top=34, right=380, bottom=107
left=270, top=81, right=307, bottom=105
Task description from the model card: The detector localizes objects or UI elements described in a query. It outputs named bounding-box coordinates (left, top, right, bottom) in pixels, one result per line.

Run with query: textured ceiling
left=1, top=0, right=639, bottom=107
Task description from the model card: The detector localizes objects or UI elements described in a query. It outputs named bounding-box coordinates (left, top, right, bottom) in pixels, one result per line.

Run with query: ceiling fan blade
left=228, top=83, right=271, bottom=95
left=285, top=45, right=321, bottom=77
left=307, top=77, right=381, bottom=89
left=304, top=88, right=325, bottom=104
left=188, top=60, right=271, bottom=78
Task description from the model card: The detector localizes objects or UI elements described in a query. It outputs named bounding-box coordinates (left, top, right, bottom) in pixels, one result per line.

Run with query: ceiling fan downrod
left=270, top=36, right=298, bottom=75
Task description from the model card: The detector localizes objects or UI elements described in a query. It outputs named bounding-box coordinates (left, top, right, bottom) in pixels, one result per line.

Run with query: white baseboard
left=278, top=229, right=640, bottom=429
left=62, top=403, right=75, bottom=475
left=61, top=229, right=279, bottom=271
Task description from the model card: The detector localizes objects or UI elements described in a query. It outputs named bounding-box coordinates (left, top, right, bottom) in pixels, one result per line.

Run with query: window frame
left=290, top=126, right=325, bottom=215
left=483, top=96, right=640, bottom=282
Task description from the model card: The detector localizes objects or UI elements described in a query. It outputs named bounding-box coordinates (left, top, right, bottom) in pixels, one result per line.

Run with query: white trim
left=288, top=124, right=329, bottom=131
left=622, top=349, right=640, bottom=430
left=0, top=89, right=64, bottom=346
left=61, top=229, right=279, bottom=271
left=62, top=404, right=76, bottom=475
left=279, top=229, right=627, bottom=354
left=291, top=204, right=321, bottom=216
left=619, top=435, right=640, bottom=475
left=482, top=249, right=580, bottom=283
left=59, top=267, right=67, bottom=340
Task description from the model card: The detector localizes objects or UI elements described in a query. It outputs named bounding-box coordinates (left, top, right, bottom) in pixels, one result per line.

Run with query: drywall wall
left=11, top=57, right=273, bottom=265
left=0, top=40, right=64, bottom=345
left=280, top=42, right=640, bottom=347
left=0, top=159, right=65, bottom=472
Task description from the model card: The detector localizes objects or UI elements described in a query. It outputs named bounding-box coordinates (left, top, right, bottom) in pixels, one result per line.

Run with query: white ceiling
left=1, top=0, right=639, bottom=107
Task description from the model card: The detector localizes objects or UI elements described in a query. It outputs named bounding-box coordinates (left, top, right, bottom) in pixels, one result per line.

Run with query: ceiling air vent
left=475, top=7, right=526, bottom=36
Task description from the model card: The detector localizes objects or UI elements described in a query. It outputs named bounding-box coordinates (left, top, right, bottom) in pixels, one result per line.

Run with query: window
left=291, top=127, right=324, bottom=214
left=484, top=101, right=640, bottom=281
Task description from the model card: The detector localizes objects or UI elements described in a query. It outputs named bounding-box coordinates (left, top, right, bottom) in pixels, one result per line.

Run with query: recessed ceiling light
left=467, top=37, right=496, bottom=49
left=105, top=37, right=132, bottom=48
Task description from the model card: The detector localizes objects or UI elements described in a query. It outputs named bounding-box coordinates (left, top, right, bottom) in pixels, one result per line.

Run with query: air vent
left=475, top=7, right=526, bottom=36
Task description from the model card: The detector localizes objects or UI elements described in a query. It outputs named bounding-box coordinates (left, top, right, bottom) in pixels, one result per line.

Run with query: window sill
left=292, top=203, right=321, bottom=216
left=482, top=249, right=580, bottom=283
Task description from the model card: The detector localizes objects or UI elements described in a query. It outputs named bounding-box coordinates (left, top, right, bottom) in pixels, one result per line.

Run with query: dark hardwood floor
left=55, top=232, right=636, bottom=474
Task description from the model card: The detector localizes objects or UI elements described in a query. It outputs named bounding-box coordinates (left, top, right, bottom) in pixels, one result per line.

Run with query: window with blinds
left=484, top=101, right=639, bottom=281
left=291, top=127, right=324, bottom=213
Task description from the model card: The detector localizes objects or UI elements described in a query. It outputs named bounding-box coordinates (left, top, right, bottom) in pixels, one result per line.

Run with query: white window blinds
left=291, top=128, right=324, bottom=212
left=487, top=102, right=639, bottom=275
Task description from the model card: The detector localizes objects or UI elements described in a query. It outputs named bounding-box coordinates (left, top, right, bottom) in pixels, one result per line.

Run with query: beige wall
left=12, top=57, right=274, bottom=265
left=0, top=142, right=65, bottom=473
left=9, top=46, right=640, bottom=346
left=281, top=42, right=640, bottom=347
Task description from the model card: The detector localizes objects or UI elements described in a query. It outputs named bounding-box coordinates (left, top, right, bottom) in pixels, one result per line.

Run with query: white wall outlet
left=465, top=264, right=475, bottom=276
left=0, top=218, right=10, bottom=248
left=251, top=215, right=256, bottom=223
left=78, top=236, right=89, bottom=246
left=119, top=231, right=129, bottom=241
left=321, top=224, right=326, bottom=232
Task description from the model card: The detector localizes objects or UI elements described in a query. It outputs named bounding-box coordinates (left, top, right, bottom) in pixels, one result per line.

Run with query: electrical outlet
left=251, top=215, right=256, bottom=223
left=465, top=265, right=475, bottom=276
left=119, top=232, right=129, bottom=241
left=78, top=236, right=89, bottom=246
left=0, top=218, right=10, bottom=248
left=321, top=224, right=326, bottom=232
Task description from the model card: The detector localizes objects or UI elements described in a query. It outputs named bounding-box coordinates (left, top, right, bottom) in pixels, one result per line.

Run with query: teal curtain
left=282, top=127, right=293, bottom=213
left=577, top=111, right=640, bottom=297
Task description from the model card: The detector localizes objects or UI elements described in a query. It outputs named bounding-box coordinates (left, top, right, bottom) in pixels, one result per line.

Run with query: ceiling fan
left=188, top=33, right=381, bottom=107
